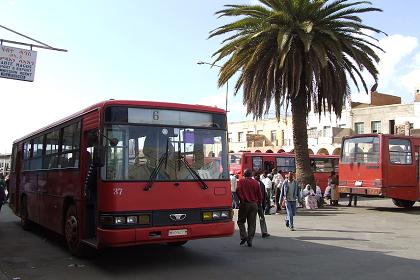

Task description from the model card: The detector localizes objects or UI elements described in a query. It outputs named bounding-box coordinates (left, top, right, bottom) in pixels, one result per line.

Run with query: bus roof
left=231, top=151, right=338, bottom=158
left=13, top=100, right=226, bottom=144
left=342, top=133, right=419, bottom=141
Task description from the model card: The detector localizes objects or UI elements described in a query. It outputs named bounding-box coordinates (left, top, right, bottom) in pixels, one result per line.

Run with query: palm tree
left=209, top=0, right=384, bottom=187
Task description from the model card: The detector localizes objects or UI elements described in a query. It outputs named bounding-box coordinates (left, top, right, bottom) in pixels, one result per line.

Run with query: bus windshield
left=103, top=125, right=228, bottom=181
left=341, top=136, right=379, bottom=164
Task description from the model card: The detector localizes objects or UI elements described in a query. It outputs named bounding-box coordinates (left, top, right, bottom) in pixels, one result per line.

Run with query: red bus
left=228, top=152, right=339, bottom=192
left=9, top=100, right=234, bottom=256
left=339, top=134, right=420, bottom=208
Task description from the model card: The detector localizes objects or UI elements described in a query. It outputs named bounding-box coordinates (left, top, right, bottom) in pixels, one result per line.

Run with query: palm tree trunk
left=291, top=93, right=315, bottom=190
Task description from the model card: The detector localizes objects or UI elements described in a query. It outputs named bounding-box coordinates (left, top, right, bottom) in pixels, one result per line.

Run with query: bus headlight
left=127, top=216, right=138, bottom=224
left=202, top=210, right=232, bottom=221
left=114, top=216, right=126, bottom=224
left=212, top=212, right=221, bottom=219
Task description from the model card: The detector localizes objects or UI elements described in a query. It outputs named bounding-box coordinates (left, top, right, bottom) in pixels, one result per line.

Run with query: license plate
left=355, top=180, right=363, bottom=187
left=168, top=229, right=188, bottom=237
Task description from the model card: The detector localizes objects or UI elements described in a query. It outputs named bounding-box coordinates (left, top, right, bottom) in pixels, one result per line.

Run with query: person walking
left=279, top=172, right=301, bottom=231
left=236, top=169, right=262, bottom=247
left=262, top=173, right=273, bottom=214
left=272, top=169, right=284, bottom=213
left=0, top=174, right=6, bottom=213
left=230, top=172, right=240, bottom=209
left=328, top=171, right=339, bottom=206
left=254, top=173, right=270, bottom=238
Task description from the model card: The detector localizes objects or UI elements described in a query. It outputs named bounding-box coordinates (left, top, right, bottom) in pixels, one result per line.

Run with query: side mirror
left=93, top=146, right=105, bottom=167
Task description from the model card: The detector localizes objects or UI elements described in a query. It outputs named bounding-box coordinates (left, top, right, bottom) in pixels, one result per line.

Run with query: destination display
left=0, top=45, right=37, bottom=82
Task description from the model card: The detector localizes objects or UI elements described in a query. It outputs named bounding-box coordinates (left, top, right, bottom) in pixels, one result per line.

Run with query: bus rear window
left=341, top=136, right=379, bottom=163
left=389, top=139, right=412, bottom=164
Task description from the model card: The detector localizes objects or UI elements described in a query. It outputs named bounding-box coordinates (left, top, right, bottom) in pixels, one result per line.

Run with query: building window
left=228, top=133, right=232, bottom=142
left=257, top=130, right=263, bottom=135
left=322, top=126, right=331, bottom=137
left=371, top=121, right=381, bottom=133
left=355, top=122, right=364, bottom=134
left=270, top=130, right=277, bottom=142
left=339, top=124, right=346, bottom=128
left=247, top=130, right=253, bottom=135
left=308, top=127, right=317, bottom=138
left=238, top=132, right=244, bottom=142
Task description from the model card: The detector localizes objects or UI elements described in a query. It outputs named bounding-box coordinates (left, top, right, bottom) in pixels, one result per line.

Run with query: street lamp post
left=197, top=61, right=228, bottom=112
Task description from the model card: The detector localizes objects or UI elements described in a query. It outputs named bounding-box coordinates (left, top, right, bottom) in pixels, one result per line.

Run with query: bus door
left=386, top=138, right=417, bottom=200
left=264, top=160, right=274, bottom=173
left=9, top=144, right=20, bottom=213
left=83, top=129, right=98, bottom=238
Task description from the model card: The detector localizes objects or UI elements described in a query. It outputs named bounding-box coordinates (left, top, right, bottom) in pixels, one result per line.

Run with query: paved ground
left=1, top=198, right=420, bottom=280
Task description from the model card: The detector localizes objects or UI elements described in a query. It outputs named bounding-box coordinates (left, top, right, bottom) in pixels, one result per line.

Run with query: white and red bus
left=339, top=134, right=420, bottom=208
left=9, top=100, right=234, bottom=256
left=229, top=152, right=338, bottom=192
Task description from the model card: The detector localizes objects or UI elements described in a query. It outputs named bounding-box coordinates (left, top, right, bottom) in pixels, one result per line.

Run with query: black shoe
left=285, top=220, right=289, bottom=228
left=247, top=240, right=252, bottom=247
left=262, top=233, right=270, bottom=238
left=347, top=204, right=352, bottom=207
left=240, top=239, right=247, bottom=245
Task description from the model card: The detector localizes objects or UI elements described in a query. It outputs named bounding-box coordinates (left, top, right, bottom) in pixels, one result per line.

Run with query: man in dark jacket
left=254, top=173, right=270, bottom=238
left=236, top=169, right=262, bottom=247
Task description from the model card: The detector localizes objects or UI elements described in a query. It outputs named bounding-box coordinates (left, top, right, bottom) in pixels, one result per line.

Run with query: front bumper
left=97, top=221, right=234, bottom=248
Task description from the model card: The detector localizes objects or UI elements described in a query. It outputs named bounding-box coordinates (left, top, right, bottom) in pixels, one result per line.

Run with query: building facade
left=228, top=92, right=420, bottom=155
left=0, top=153, right=11, bottom=175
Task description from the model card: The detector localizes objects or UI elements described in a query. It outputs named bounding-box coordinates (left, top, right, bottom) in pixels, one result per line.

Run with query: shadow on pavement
left=2, top=205, right=420, bottom=280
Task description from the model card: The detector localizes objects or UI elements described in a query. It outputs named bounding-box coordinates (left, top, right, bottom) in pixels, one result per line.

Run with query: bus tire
left=166, top=241, right=188, bottom=246
left=20, top=196, right=32, bottom=231
left=392, top=199, right=415, bottom=208
left=64, top=204, right=85, bottom=257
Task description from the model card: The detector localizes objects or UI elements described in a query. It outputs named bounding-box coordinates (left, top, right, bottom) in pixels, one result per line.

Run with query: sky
left=1, top=0, right=420, bottom=153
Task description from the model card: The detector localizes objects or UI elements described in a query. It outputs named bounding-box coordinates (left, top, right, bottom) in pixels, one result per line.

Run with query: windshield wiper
left=144, top=139, right=170, bottom=191
left=178, top=155, right=208, bottom=190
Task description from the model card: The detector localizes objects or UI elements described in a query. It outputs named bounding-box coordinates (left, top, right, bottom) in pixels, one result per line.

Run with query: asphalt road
left=1, top=198, right=420, bottom=280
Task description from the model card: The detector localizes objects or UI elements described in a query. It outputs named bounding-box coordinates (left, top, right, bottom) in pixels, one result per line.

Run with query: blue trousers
left=285, top=201, right=297, bottom=229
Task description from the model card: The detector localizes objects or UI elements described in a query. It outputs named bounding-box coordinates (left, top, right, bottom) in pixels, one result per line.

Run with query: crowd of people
left=231, top=168, right=355, bottom=248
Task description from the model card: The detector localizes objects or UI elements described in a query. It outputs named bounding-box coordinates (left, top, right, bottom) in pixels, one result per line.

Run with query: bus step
left=81, top=238, right=98, bottom=248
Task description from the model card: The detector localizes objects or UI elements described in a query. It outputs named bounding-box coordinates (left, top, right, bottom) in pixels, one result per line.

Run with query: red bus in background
left=228, top=152, right=339, bottom=192
left=339, top=134, right=420, bottom=208
left=9, top=100, right=234, bottom=256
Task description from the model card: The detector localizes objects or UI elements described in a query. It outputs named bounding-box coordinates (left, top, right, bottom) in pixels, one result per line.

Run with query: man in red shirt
left=236, top=168, right=262, bottom=247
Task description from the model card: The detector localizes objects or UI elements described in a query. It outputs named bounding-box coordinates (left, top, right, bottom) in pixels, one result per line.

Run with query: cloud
left=351, top=34, right=418, bottom=103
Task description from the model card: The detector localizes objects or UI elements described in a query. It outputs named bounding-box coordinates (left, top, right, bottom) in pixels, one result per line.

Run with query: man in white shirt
left=262, top=173, right=273, bottom=214
left=272, top=169, right=284, bottom=212
left=230, top=173, right=239, bottom=209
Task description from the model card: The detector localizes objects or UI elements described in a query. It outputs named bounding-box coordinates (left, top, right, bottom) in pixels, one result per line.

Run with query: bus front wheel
left=392, top=199, right=415, bottom=208
left=64, top=205, right=85, bottom=257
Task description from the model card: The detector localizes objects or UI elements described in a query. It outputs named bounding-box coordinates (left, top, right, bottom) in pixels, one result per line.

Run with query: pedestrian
left=5, top=175, right=10, bottom=202
left=254, top=173, right=270, bottom=238
left=0, top=174, right=6, bottom=213
left=236, top=168, right=262, bottom=247
left=262, top=173, right=273, bottom=214
left=279, top=171, right=301, bottom=231
left=230, top=172, right=240, bottom=209
left=328, top=171, right=339, bottom=206
left=347, top=194, right=358, bottom=207
left=272, top=169, right=284, bottom=212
